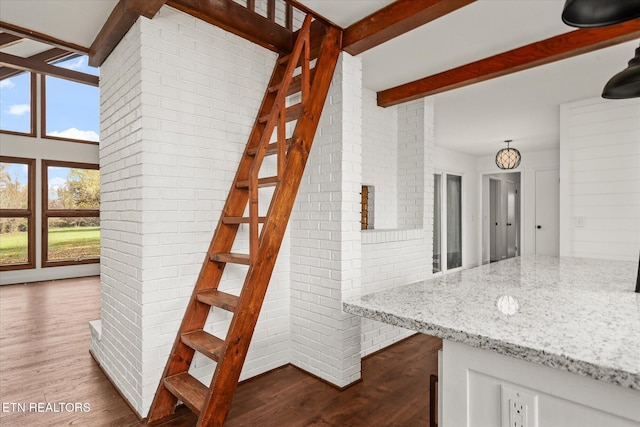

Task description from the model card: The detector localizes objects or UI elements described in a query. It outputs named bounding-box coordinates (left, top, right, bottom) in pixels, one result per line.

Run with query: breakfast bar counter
left=343, top=256, right=640, bottom=426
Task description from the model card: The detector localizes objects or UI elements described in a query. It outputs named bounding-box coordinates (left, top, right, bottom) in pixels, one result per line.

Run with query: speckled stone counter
left=343, top=255, right=640, bottom=391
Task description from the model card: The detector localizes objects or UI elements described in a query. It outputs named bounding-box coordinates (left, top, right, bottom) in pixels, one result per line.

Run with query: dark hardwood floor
left=0, top=277, right=441, bottom=426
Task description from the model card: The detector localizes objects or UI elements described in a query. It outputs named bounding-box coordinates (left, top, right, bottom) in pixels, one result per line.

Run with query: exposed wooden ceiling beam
left=167, top=0, right=293, bottom=53
left=89, top=0, right=167, bottom=67
left=377, top=18, right=640, bottom=107
left=0, top=21, right=88, bottom=55
left=0, top=52, right=99, bottom=86
left=343, top=0, right=476, bottom=56
left=0, top=48, right=72, bottom=80
left=0, top=33, right=23, bottom=47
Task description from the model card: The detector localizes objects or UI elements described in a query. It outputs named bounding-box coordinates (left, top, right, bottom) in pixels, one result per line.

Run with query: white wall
left=92, top=6, right=290, bottom=416
left=0, top=79, right=100, bottom=285
left=360, top=97, right=435, bottom=357
left=560, top=97, right=640, bottom=261
left=290, top=53, right=363, bottom=387
left=477, top=149, right=560, bottom=260
left=362, top=87, right=398, bottom=229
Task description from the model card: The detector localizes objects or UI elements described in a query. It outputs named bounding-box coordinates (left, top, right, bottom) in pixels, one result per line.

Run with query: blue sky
left=1, top=55, right=100, bottom=190
left=0, top=55, right=100, bottom=141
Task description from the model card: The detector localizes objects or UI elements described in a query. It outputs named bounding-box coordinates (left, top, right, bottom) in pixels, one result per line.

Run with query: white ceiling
left=302, top=0, right=639, bottom=156
left=1, top=0, right=637, bottom=156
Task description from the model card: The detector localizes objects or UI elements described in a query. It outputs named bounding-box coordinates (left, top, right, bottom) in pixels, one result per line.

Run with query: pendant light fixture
left=495, top=140, right=521, bottom=170
left=561, top=0, right=640, bottom=99
left=561, top=0, right=640, bottom=27
left=602, top=44, right=640, bottom=99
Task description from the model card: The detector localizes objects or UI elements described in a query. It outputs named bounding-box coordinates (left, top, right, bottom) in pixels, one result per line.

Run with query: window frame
left=41, top=73, right=99, bottom=146
left=0, top=156, right=36, bottom=271
left=0, top=72, right=37, bottom=137
left=433, top=171, right=464, bottom=275
left=42, top=159, right=100, bottom=267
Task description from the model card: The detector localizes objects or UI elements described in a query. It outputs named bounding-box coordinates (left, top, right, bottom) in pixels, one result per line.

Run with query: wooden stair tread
left=258, top=103, right=302, bottom=123
left=181, top=330, right=224, bottom=361
left=209, top=252, right=251, bottom=266
left=196, top=289, right=240, bottom=311
left=163, top=373, right=208, bottom=417
left=236, top=176, right=279, bottom=189
left=223, top=216, right=266, bottom=224
left=269, top=68, right=316, bottom=95
left=247, top=138, right=293, bottom=156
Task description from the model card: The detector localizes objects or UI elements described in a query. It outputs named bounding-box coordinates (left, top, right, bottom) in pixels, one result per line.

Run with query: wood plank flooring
left=0, top=277, right=442, bottom=426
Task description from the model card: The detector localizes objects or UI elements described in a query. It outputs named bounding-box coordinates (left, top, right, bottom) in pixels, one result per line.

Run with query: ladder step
left=247, top=138, right=293, bottom=156
left=163, top=373, right=207, bottom=417
left=258, top=103, right=302, bottom=124
left=236, top=176, right=279, bottom=189
left=209, top=253, right=251, bottom=266
left=278, top=53, right=291, bottom=65
left=181, top=330, right=224, bottom=361
left=268, top=68, right=316, bottom=95
left=223, top=216, right=266, bottom=224
left=196, top=289, right=240, bottom=311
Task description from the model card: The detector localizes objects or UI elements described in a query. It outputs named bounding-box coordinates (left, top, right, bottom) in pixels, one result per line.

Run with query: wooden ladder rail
left=146, top=14, right=342, bottom=427
left=248, top=15, right=311, bottom=263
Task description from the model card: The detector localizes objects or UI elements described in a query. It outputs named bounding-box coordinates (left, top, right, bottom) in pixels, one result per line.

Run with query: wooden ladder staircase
left=146, top=14, right=341, bottom=427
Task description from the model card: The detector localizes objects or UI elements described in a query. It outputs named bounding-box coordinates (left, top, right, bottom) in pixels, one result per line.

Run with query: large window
left=0, top=72, right=35, bottom=135
left=42, top=160, right=100, bottom=267
left=0, top=157, right=35, bottom=270
left=43, top=56, right=99, bottom=144
left=433, top=173, right=462, bottom=273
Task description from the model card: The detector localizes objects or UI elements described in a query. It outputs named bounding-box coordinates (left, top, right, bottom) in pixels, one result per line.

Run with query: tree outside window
left=0, top=157, right=35, bottom=270
left=42, top=160, right=100, bottom=267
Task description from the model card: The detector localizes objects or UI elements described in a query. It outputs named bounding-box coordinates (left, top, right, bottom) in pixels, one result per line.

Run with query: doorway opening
left=482, top=172, right=521, bottom=264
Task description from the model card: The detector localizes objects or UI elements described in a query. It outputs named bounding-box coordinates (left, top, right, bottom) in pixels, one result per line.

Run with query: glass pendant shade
left=602, top=45, right=640, bottom=99
left=561, top=0, right=640, bottom=27
left=495, top=141, right=521, bottom=170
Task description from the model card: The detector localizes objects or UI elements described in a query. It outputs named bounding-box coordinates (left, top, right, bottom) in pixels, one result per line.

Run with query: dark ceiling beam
left=167, top=0, right=293, bottom=53
left=343, top=0, right=476, bottom=56
left=0, top=33, right=23, bottom=47
left=377, top=18, right=640, bottom=107
left=0, top=21, right=88, bottom=55
left=0, top=52, right=99, bottom=86
left=89, top=0, right=167, bottom=67
left=0, top=48, right=72, bottom=80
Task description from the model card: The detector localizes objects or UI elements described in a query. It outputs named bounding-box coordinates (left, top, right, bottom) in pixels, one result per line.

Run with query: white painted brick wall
left=360, top=98, right=435, bottom=357
left=290, top=53, right=363, bottom=387
left=96, top=16, right=145, bottom=411
left=362, top=88, right=398, bottom=229
left=94, top=6, right=290, bottom=416
left=560, top=97, right=640, bottom=260
left=397, top=100, right=430, bottom=228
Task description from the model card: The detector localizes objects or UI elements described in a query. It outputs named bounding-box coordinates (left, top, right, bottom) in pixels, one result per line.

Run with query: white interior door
left=535, top=169, right=560, bottom=256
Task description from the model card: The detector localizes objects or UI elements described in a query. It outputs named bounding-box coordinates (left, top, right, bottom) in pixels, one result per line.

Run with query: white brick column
left=290, top=53, right=363, bottom=387
left=397, top=98, right=435, bottom=228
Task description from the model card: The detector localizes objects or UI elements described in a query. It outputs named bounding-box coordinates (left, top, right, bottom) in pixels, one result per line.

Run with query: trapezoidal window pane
left=47, top=217, right=100, bottom=262
left=47, top=166, right=100, bottom=210
left=0, top=217, right=29, bottom=265
left=45, top=56, right=99, bottom=142
left=0, top=72, right=32, bottom=134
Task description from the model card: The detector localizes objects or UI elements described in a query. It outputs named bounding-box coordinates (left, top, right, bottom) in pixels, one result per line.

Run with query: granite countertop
left=343, top=255, right=640, bottom=391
